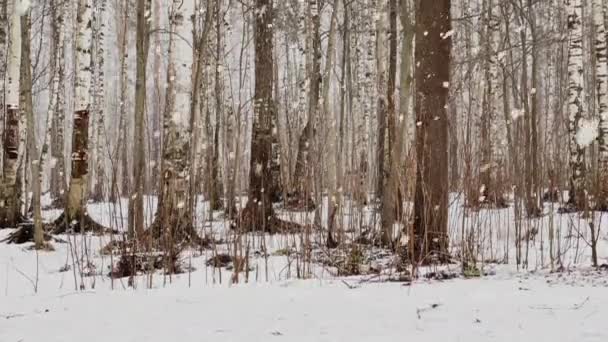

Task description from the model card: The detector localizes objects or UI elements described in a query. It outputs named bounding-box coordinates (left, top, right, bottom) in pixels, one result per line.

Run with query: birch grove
left=0, top=0, right=606, bottom=274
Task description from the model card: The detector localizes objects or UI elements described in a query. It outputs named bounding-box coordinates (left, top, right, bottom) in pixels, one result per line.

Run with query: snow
left=511, top=109, right=524, bottom=121
left=1, top=274, right=607, bottom=341
left=576, top=118, right=599, bottom=147
left=1, top=195, right=608, bottom=341
left=16, top=0, right=31, bottom=16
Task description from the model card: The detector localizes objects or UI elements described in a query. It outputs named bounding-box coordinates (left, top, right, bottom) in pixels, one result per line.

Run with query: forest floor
left=1, top=194, right=608, bottom=341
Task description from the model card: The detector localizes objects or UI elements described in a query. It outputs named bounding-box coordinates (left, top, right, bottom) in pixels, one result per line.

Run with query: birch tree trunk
left=0, top=0, right=22, bottom=228
left=566, top=0, right=586, bottom=210
left=375, top=0, right=388, bottom=243
left=413, top=0, right=450, bottom=263
left=40, top=0, right=66, bottom=193
left=209, top=0, right=223, bottom=211
left=151, top=0, right=198, bottom=246
left=189, top=0, right=215, bottom=220
left=50, top=0, right=67, bottom=206
left=292, top=0, right=320, bottom=207
left=91, top=0, right=106, bottom=201
left=594, top=0, right=608, bottom=209
left=0, top=0, right=6, bottom=127
left=111, top=0, right=129, bottom=202
left=324, top=3, right=340, bottom=247
left=61, top=0, right=93, bottom=230
left=151, top=0, right=162, bottom=194
left=479, top=0, right=505, bottom=207
left=396, top=0, right=413, bottom=218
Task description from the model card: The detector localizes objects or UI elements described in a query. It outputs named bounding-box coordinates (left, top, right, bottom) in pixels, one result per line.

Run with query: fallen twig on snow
left=529, top=296, right=589, bottom=311
left=416, top=303, right=441, bottom=319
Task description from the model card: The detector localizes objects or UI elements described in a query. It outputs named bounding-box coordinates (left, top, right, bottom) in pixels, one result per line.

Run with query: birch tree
left=50, top=0, right=67, bottom=206
left=150, top=0, right=199, bottom=246
left=594, top=0, right=608, bottom=210
left=0, top=0, right=5, bottom=127
left=40, top=0, right=67, bottom=205
left=0, top=0, right=22, bottom=228
left=91, top=0, right=107, bottom=201
left=110, top=0, right=129, bottom=202
left=479, top=0, right=505, bottom=207
left=292, top=0, right=320, bottom=206
left=189, top=0, right=215, bottom=220
left=565, top=0, right=586, bottom=210
left=52, top=0, right=98, bottom=233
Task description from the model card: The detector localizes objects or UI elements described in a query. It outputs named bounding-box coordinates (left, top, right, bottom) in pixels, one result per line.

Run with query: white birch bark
left=66, top=0, right=92, bottom=218
left=157, top=0, right=190, bottom=234
left=50, top=0, right=68, bottom=202
left=594, top=0, right=608, bottom=207
left=0, top=0, right=7, bottom=144
left=92, top=0, right=106, bottom=200
left=0, top=0, right=22, bottom=227
left=566, top=0, right=586, bottom=208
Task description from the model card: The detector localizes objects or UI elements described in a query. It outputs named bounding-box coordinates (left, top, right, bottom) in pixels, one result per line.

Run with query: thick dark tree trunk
left=242, top=0, right=282, bottom=232
left=412, top=0, right=451, bottom=264
left=128, top=0, right=150, bottom=239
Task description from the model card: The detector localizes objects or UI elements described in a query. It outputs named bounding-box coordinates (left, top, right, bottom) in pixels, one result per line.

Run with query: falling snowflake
left=442, top=30, right=454, bottom=39
left=511, top=109, right=524, bottom=121
left=576, top=118, right=599, bottom=148
left=17, top=0, right=31, bottom=16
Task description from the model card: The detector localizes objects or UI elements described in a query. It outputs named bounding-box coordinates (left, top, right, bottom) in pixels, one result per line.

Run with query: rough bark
left=0, top=0, right=6, bottom=120
left=396, top=0, right=413, bottom=218
left=0, top=0, right=23, bottom=229
left=242, top=0, right=279, bottom=232
left=209, top=0, right=223, bottom=211
left=151, top=0, right=162, bottom=195
left=413, top=0, right=451, bottom=263
left=291, top=0, right=320, bottom=208
left=479, top=0, right=506, bottom=208
left=53, top=0, right=100, bottom=234
left=91, top=0, right=107, bottom=202
left=325, top=2, right=339, bottom=248
left=189, top=0, right=215, bottom=220
left=380, top=0, right=398, bottom=247
left=149, top=0, right=200, bottom=245
left=594, top=0, right=608, bottom=210
left=128, top=0, right=151, bottom=239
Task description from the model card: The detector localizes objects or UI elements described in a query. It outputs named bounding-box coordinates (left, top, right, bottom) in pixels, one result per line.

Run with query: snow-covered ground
left=1, top=274, right=607, bottom=341
left=1, top=195, right=608, bottom=341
